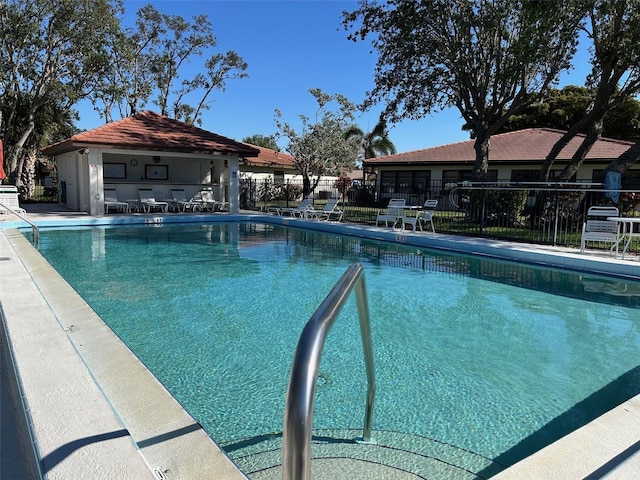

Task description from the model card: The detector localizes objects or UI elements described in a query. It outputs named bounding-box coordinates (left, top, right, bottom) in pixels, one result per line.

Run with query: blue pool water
left=36, top=222, right=640, bottom=468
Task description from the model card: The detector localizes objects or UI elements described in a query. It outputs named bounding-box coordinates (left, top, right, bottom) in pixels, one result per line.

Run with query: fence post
left=286, top=181, right=290, bottom=208
left=341, top=177, right=347, bottom=222
left=479, top=188, right=486, bottom=234
left=553, top=187, right=560, bottom=246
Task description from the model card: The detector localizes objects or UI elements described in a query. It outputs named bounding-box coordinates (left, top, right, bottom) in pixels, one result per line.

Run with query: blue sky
left=75, top=0, right=593, bottom=153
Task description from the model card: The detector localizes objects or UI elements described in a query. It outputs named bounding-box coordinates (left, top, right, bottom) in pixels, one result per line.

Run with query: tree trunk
left=302, top=175, right=311, bottom=198
left=558, top=119, right=603, bottom=180
left=472, top=131, right=490, bottom=180
left=21, top=147, right=37, bottom=199
left=8, top=116, right=36, bottom=188
left=605, top=140, right=640, bottom=174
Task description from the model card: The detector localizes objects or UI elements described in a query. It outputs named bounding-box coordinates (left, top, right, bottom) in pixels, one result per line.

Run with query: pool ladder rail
left=282, top=262, right=376, bottom=480
left=0, top=200, right=39, bottom=248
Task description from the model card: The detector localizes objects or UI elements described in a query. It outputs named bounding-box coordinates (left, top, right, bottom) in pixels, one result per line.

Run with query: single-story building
left=364, top=128, right=638, bottom=206
left=239, top=144, right=296, bottom=182
left=42, top=111, right=260, bottom=214
left=239, top=144, right=349, bottom=185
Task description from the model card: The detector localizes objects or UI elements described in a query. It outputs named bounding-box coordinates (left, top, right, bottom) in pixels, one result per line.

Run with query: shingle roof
left=365, top=128, right=633, bottom=166
left=42, top=110, right=259, bottom=157
left=241, top=144, right=295, bottom=169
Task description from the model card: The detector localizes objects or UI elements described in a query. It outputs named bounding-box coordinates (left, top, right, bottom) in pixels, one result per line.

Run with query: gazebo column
left=228, top=156, right=240, bottom=214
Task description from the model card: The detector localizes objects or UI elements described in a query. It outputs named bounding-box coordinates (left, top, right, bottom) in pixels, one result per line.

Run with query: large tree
left=275, top=88, right=361, bottom=197
left=495, top=85, right=640, bottom=142
left=539, top=0, right=640, bottom=181
left=343, top=0, right=584, bottom=179
left=91, top=4, right=248, bottom=126
left=0, top=0, right=121, bottom=186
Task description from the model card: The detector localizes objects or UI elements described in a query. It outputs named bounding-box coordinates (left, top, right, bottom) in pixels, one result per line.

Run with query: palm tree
left=345, top=118, right=396, bottom=160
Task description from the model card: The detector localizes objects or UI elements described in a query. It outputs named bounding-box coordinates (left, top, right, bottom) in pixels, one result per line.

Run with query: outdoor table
left=607, top=217, right=640, bottom=259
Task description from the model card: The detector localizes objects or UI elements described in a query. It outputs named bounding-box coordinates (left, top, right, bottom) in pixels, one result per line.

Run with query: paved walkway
left=1, top=204, right=639, bottom=479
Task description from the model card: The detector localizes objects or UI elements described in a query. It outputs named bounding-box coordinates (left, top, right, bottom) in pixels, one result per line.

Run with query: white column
left=86, top=149, right=103, bottom=215
left=228, top=157, right=240, bottom=214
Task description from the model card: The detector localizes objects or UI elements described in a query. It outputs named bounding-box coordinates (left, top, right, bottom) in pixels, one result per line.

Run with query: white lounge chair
left=376, top=199, right=406, bottom=228
left=104, top=188, right=129, bottom=213
left=305, top=198, right=343, bottom=222
left=138, top=188, right=169, bottom=213
left=279, top=197, right=314, bottom=217
left=580, top=206, right=622, bottom=255
left=196, top=190, right=218, bottom=211
left=0, top=185, right=27, bottom=216
left=171, top=189, right=201, bottom=212
left=402, top=199, right=438, bottom=233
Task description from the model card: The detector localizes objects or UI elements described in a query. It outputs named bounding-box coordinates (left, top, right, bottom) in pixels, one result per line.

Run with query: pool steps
left=223, top=428, right=505, bottom=479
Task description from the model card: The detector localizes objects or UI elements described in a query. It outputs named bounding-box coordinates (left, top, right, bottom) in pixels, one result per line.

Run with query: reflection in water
left=238, top=223, right=640, bottom=308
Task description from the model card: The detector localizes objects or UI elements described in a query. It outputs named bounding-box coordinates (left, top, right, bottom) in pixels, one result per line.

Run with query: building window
left=380, top=170, right=431, bottom=195
left=593, top=169, right=640, bottom=189
left=274, top=171, right=285, bottom=185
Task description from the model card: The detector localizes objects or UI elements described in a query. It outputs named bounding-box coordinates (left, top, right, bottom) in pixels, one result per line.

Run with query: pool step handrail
left=282, top=262, right=375, bottom=480
left=0, top=201, right=39, bottom=248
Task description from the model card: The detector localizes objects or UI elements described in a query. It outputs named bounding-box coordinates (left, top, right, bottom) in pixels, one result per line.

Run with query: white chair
left=0, top=185, right=27, bottom=216
left=103, top=188, right=129, bottom=213
left=305, top=198, right=343, bottom=222
left=138, top=188, right=169, bottom=213
left=376, top=199, right=406, bottom=228
left=171, top=189, right=202, bottom=212
left=402, top=199, right=438, bottom=233
left=279, top=197, right=313, bottom=217
left=580, top=206, right=622, bottom=255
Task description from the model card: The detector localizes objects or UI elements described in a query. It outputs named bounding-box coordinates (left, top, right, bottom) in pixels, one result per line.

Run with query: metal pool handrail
left=0, top=202, right=39, bottom=248
left=282, top=262, right=375, bottom=480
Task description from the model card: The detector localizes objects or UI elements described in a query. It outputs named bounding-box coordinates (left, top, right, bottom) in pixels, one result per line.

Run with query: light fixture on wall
left=152, top=155, right=161, bottom=163
left=130, top=158, right=138, bottom=166
left=79, top=148, right=89, bottom=155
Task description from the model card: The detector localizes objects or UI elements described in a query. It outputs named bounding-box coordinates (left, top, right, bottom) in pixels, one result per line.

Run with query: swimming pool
left=35, top=221, right=640, bottom=476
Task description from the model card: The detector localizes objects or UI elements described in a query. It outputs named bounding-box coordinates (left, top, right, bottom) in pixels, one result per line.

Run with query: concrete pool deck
left=1, top=204, right=640, bottom=479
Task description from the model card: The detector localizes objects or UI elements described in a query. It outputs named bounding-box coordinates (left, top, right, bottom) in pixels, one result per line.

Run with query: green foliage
left=257, top=178, right=302, bottom=202
left=242, top=134, right=280, bottom=151
left=468, top=189, right=528, bottom=225
left=494, top=85, right=640, bottom=142
left=0, top=0, right=121, bottom=180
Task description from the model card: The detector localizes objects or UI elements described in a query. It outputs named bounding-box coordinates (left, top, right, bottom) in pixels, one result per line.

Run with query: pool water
left=36, top=222, right=640, bottom=469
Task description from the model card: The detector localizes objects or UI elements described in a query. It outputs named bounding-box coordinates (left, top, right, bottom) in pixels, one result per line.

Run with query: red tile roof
left=365, top=128, right=633, bottom=166
left=241, top=144, right=295, bottom=169
left=42, top=111, right=259, bottom=157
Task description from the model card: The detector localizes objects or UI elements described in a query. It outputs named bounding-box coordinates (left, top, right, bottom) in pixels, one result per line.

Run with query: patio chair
left=279, top=197, right=314, bottom=217
left=580, top=206, right=622, bottom=255
left=214, top=200, right=229, bottom=212
left=171, top=189, right=202, bottom=212
left=305, top=198, right=343, bottom=222
left=138, top=188, right=169, bottom=213
left=0, top=185, right=27, bottom=216
left=402, top=199, right=438, bottom=233
left=376, top=198, right=406, bottom=228
left=103, top=188, right=129, bottom=214
left=196, top=190, right=218, bottom=211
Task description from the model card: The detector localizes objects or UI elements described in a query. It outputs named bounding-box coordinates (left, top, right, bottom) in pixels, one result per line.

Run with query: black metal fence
left=241, top=177, right=640, bottom=252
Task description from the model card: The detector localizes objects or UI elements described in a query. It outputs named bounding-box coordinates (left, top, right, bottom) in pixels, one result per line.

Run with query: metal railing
left=0, top=202, right=39, bottom=248
left=282, top=262, right=375, bottom=480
